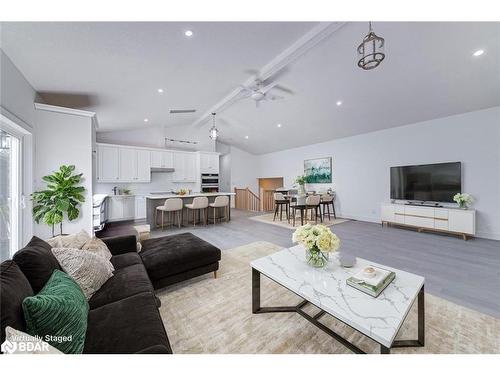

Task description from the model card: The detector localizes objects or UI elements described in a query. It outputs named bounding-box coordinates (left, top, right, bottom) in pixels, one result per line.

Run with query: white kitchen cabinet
left=173, top=152, right=197, bottom=182
left=136, top=150, right=151, bottom=182
left=111, top=147, right=151, bottom=183
left=97, top=145, right=119, bottom=182
left=108, top=196, right=136, bottom=222
left=135, top=196, right=146, bottom=219
left=183, top=153, right=197, bottom=181
left=119, top=148, right=137, bottom=181
left=199, top=152, right=220, bottom=174
left=151, top=150, right=173, bottom=168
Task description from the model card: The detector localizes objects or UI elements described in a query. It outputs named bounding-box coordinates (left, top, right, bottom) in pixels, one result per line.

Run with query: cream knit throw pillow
left=46, top=229, right=91, bottom=249
left=51, top=247, right=114, bottom=299
left=81, top=237, right=113, bottom=261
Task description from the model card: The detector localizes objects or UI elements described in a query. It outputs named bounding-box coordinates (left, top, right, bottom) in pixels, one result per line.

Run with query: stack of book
left=346, top=266, right=396, bottom=297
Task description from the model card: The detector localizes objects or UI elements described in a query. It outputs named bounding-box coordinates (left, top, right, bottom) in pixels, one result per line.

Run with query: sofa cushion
left=0, top=260, right=34, bottom=344
left=140, top=233, right=221, bottom=282
left=51, top=247, right=114, bottom=300
left=13, top=236, right=62, bottom=293
left=110, top=252, right=143, bottom=270
left=22, top=270, right=89, bottom=354
left=88, top=263, right=154, bottom=310
left=84, top=292, right=172, bottom=354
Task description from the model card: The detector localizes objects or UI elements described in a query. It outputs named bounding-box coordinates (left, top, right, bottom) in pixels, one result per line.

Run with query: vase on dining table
left=297, top=184, right=306, bottom=196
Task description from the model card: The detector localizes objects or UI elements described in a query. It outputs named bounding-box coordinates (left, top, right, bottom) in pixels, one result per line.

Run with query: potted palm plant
left=32, top=165, right=86, bottom=237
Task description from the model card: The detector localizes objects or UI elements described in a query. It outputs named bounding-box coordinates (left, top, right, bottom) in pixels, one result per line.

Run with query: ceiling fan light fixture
left=357, top=22, right=385, bottom=70
left=209, top=112, right=219, bottom=140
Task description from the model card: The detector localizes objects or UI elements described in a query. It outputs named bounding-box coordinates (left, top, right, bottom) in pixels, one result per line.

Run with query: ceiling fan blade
left=267, top=94, right=284, bottom=101
left=260, top=82, right=278, bottom=94
left=273, top=84, right=295, bottom=95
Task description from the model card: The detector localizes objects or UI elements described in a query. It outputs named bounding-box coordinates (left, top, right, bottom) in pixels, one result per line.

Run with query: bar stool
left=155, top=198, right=183, bottom=229
left=320, top=193, right=336, bottom=220
left=273, top=192, right=290, bottom=222
left=185, top=196, right=209, bottom=226
left=305, top=195, right=322, bottom=224
left=209, top=195, right=229, bottom=224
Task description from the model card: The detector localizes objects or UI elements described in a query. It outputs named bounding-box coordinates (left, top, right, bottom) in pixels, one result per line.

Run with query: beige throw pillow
left=3, top=326, right=62, bottom=354
left=51, top=247, right=114, bottom=300
left=82, top=237, right=112, bottom=261
left=46, top=229, right=91, bottom=249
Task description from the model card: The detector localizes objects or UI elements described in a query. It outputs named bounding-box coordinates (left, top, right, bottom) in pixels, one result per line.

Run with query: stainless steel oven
left=201, top=173, right=219, bottom=192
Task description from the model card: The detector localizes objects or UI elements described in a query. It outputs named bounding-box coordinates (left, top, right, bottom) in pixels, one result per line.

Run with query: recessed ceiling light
left=277, top=123, right=282, bottom=128
left=336, top=100, right=343, bottom=106
left=144, top=118, right=149, bottom=123
left=244, top=135, right=249, bottom=139
left=157, top=88, right=164, bottom=94
left=185, top=30, right=194, bottom=37
left=473, top=49, right=484, bottom=57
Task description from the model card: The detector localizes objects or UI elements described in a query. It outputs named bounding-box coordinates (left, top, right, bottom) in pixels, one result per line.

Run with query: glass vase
left=305, top=246, right=329, bottom=268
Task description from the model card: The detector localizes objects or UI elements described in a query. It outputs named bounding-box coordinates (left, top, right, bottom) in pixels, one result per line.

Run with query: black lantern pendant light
left=357, top=22, right=385, bottom=70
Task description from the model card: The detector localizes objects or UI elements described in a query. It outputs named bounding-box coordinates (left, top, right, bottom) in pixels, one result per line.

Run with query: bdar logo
left=1, top=339, right=17, bottom=354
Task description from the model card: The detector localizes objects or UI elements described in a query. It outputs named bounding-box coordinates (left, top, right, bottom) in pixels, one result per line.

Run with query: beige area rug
left=248, top=212, right=350, bottom=229
left=157, top=241, right=500, bottom=354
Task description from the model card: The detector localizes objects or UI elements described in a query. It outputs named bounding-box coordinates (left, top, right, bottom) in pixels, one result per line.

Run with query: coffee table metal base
left=252, top=268, right=425, bottom=354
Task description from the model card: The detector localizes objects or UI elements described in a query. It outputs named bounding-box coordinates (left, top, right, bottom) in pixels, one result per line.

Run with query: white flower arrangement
left=453, top=193, right=473, bottom=209
left=292, top=224, right=340, bottom=253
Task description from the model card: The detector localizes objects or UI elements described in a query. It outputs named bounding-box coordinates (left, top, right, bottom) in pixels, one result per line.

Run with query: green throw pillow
left=22, top=269, right=89, bottom=354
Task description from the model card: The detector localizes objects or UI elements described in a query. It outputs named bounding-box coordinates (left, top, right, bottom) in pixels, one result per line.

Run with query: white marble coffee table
left=250, top=245, right=425, bottom=354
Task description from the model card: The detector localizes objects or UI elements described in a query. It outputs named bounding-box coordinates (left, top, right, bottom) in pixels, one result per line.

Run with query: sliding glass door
left=0, top=129, right=21, bottom=261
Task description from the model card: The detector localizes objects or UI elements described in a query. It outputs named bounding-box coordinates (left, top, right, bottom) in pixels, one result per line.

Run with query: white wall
left=34, top=108, right=94, bottom=238
left=0, top=50, right=37, bottom=128
left=257, top=107, right=500, bottom=240
left=97, top=125, right=216, bottom=152
left=0, top=49, right=36, bottom=246
left=230, top=145, right=259, bottom=194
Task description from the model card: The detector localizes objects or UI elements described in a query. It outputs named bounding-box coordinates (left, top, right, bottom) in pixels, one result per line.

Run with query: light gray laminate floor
left=142, top=209, right=500, bottom=318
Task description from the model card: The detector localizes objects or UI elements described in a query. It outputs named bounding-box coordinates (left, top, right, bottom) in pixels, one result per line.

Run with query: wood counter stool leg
left=161, top=210, right=164, bottom=230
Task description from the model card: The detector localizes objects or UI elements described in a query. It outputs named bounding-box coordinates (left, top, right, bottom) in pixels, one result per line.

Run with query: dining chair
left=305, top=195, right=322, bottom=224
left=273, top=192, right=290, bottom=222
left=321, top=193, right=336, bottom=220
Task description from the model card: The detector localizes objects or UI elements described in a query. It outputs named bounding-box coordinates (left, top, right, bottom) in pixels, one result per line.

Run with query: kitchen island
left=146, top=192, right=235, bottom=228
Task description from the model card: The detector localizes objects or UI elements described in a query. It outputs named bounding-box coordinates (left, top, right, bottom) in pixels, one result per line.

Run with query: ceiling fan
left=239, top=68, right=295, bottom=107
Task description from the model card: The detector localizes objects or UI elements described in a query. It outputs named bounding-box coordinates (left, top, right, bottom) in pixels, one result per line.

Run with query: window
left=0, top=126, right=22, bottom=260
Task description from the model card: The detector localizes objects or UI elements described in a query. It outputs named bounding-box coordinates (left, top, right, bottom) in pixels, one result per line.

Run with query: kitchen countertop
left=145, top=192, right=235, bottom=199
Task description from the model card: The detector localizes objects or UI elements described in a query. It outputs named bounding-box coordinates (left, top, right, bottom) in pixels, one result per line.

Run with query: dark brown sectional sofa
left=1, top=232, right=221, bottom=354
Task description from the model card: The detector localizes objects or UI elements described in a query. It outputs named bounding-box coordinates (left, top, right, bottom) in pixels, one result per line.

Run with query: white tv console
left=381, top=203, right=476, bottom=240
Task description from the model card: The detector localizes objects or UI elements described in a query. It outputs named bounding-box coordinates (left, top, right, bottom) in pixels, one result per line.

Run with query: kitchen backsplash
left=94, top=172, right=198, bottom=195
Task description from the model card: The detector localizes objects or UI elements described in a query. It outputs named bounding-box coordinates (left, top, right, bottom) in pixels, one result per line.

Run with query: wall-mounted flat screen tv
left=390, top=162, right=461, bottom=202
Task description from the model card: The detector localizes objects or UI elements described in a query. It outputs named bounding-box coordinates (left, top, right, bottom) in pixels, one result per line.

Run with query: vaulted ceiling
left=1, top=22, right=499, bottom=154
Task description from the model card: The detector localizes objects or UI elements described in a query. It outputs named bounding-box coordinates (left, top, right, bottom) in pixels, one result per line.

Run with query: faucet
left=112, top=186, right=118, bottom=195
